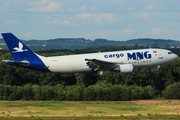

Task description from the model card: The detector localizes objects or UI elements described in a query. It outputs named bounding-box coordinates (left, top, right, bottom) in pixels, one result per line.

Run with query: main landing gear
left=93, top=71, right=106, bottom=80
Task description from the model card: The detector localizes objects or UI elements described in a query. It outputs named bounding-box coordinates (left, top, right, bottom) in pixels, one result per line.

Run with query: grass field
left=0, top=100, right=180, bottom=119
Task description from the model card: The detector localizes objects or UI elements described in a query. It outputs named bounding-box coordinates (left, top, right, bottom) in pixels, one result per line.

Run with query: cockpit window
left=168, top=52, right=172, bottom=54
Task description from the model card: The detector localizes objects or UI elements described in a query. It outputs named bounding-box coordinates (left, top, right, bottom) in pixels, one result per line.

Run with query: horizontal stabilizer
left=2, top=60, right=30, bottom=66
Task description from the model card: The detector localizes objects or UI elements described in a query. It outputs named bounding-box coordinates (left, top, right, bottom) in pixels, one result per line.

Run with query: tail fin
left=1, top=33, right=39, bottom=60
left=1, top=33, right=50, bottom=72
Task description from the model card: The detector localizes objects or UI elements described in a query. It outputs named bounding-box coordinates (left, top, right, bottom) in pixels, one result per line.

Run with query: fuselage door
left=158, top=50, right=164, bottom=59
left=153, top=50, right=158, bottom=63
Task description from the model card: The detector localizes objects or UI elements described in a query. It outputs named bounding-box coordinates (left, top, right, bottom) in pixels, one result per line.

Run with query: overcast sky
left=0, top=0, right=180, bottom=41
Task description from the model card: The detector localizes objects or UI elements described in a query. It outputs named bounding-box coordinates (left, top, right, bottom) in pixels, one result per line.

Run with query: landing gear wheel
left=101, top=76, right=106, bottom=80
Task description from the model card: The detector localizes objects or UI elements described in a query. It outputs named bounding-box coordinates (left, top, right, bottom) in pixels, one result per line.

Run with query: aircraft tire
left=101, top=76, right=106, bottom=80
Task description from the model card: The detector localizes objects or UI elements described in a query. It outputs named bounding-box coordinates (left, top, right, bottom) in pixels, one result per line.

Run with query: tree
left=163, top=82, right=180, bottom=99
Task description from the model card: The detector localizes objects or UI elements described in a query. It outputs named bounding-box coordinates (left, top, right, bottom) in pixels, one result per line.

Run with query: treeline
left=0, top=82, right=179, bottom=101
left=0, top=46, right=180, bottom=100
left=0, top=83, right=155, bottom=101
left=37, top=46, right=180, bottom=56
left=1, top=37, right=178, bottom=50
left=2, top=45, right=180, bottom=56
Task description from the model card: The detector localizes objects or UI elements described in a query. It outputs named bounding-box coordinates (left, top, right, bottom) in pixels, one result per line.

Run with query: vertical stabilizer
left=1, top=33, right=39, bottom=60
left=1, top=33, right=50, bottom=72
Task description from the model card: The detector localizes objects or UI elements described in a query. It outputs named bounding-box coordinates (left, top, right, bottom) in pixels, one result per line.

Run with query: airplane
left=1, top=33, right=178, bottom=80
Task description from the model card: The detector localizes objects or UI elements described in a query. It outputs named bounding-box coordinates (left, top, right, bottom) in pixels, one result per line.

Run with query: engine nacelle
left=114, top=64, right=134, bottom=73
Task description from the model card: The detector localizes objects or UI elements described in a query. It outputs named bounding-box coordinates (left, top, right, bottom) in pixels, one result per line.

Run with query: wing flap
left=86, top=58, right=118, bottom=71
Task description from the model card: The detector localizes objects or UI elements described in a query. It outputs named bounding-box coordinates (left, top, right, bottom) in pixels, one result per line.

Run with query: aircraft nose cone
left=175, top=54, right=178, bottom=59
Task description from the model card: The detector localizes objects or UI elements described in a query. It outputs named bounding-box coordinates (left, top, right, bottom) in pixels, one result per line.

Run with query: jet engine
left=114, top=64, right=134, bottom=73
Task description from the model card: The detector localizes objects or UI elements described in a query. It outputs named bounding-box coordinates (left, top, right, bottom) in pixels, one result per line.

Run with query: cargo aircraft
left=1, top=33, right=178, bottom=79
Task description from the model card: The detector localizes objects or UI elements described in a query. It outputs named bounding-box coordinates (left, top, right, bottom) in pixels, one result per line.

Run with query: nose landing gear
left=156, top=65, right=160, bottom=74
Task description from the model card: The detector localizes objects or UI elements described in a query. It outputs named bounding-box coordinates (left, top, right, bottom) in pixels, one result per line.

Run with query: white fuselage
left=40, top=48, right=178, bottom=73
left=2, top=33, right=178, bottom=74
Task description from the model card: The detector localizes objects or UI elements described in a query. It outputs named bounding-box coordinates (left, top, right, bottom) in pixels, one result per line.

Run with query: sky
left=0, top=0, right=180, bottom=41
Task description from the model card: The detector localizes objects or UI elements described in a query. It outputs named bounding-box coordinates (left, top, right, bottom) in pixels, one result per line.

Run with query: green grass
left=0, top=100, right=179, bottom=119
left=1, top=115, right=180, bottom=120
left=3, top=101, right=168, bottom=115
left=89, top=111, right=106, bottom=113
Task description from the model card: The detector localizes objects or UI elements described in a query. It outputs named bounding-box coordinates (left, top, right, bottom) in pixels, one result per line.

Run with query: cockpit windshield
left=168, top=52, right=172, bottom=54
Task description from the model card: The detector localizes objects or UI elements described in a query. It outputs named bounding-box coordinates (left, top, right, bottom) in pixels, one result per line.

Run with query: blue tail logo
left=1, top=33, right=50, bottom=72
left=13, top=42, right=28, bottom=53
left=1, top=33, right=38, bottom=60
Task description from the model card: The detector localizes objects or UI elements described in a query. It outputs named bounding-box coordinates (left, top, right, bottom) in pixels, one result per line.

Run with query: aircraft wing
left=85, top=58, right=118, bottom=71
